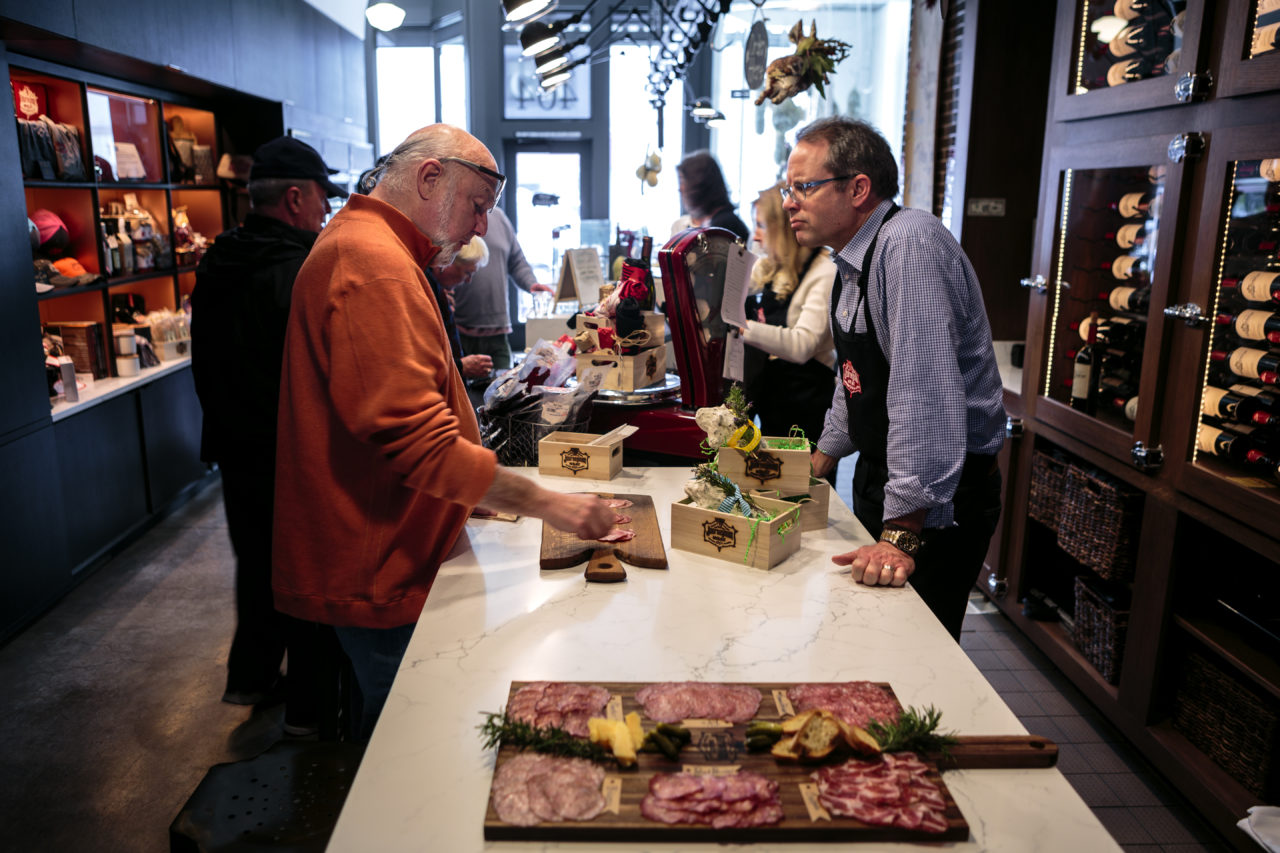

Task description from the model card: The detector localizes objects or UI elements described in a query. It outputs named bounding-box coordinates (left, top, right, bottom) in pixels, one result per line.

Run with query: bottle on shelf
left=1105, top=393, right=1140, bottom=421
left=1217, top=309, right=1280, bottom=345
left=1076, top=313, right=1147, bottom=348
left=1107, top=19, right=1174, bottom=60
left=1203, top=385, right=1280, bottom=426
left=1106, top=284, right=1152, bottom=312
left=104, top=221, right=121, bottom=276
left=1236, top=158, right=1280, bottom=181
left=1226, top=223, right=1280, bottom=258
left=1098, top=373, right=1136, bottom=400
left=1211, top=346, right=1280, bottom=386
left=115, top=217, right=134, bottom=276
left=1196, top=423, right=1278, bottom=470
left=99, top=222, right=115, bottom=278
left=1221, top=270, right=1280, bottom=305
left=1070, top=312, right=1102, bottom=415
left=1112, top=0, right=1175, bottom=24
left=1112, top=189, right=1160, bottom=220
left=638, top=234, right=656, bottom=311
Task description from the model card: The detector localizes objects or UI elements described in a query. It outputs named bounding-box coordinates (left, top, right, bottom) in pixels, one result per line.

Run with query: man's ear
left=849, top=174, right=874, bottom=210
left=284, top=184, right=306, bottom=213
left=417, top=159, right=444, bottom=199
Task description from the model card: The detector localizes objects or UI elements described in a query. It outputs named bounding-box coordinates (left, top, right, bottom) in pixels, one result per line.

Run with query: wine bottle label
left=1117, top=192, right=1146, bottom=218
left=1259, top=0, right=1280, bottom=14
left=1077, top=315, right=1096, bottom=342
left=1229, top=347, right=1268, bottom=379
left=1116, top=224, right=1143, bottom=248
left=1230, top=383, right=1262, bottom=396
left=1240, top=271, right=1280, bottom=302
left=1109, top=286, right=1137, bottom=311
left=1111, top=255, right=1139, bottom=279
left=1147, top=165, right=1166, bottom=185
left=1195, top=424, right=1226, bottom=455
left=1113, top=0, right=1140, bottom=20
left=1124, top=396, right=1139, bottom=420
left=1253, top=23, right=1280, bottom=57
left=1203, top=386, right=1237, bottom=417
left=1108, top=24, right=1140, bottom=58
left=1235, top=309, right=1276, bottom=340
left=1107, top=60, right=1142, bottom=87
left=1260, top=158, right=1280, bottom=182
left=1071, top=363, right=1091, bottom=399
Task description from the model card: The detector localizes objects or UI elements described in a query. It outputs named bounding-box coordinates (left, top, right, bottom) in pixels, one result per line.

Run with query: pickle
left=746, top=721, right=783, bottom=738
left=645, top=730, right=681, bottom=761
left=656, top=723, right=691, bottom=744
left=746, top=734, right=777, bottom=752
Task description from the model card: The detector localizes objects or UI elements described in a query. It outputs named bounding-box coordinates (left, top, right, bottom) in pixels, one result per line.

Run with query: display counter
left=327, top=467, right=1119, bottom=852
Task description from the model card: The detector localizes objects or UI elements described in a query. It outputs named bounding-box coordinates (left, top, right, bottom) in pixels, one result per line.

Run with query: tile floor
left=0, top=476, right=1239, bottom=851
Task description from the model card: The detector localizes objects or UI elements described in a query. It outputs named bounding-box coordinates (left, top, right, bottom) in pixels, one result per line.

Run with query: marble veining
left=327, top=467, right=1120, bottom=852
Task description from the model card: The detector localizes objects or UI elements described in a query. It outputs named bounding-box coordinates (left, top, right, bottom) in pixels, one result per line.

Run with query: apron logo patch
left=842, top=361, right=862, bottom=396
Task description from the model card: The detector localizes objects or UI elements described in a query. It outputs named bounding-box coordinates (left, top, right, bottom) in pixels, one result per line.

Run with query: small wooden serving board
left=539, top=493, right=668, bottom=573
left=483, top=681, right=1057, bottom=843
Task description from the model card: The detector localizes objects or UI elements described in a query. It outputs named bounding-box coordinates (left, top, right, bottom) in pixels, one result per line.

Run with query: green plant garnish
left=478, top=711, right=611, bottom=762
left=866, top=705, right=959, bottom=756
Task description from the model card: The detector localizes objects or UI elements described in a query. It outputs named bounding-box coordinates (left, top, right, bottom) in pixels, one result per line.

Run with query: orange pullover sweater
left=272, top=194, right=497, bottom=628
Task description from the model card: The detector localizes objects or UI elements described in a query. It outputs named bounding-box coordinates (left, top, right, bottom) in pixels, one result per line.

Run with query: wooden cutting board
left=482, top=681, right=1057, bottom=843
left=539, top=493, right=668, bottom=574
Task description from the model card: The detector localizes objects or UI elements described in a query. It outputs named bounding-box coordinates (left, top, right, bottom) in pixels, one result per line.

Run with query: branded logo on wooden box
left=744, top=451, right=782, bottom=485
left=560, top=447, right=589, bottom=474
left=702, top=518, right=737, bottom=551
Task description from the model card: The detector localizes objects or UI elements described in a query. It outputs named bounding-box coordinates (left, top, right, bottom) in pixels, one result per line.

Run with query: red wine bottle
left=1110, top=190, right=1158, bottom=219
left=1197, top=423, right=1277, bottom=468
left=1203, top=386, right=1280, bottom=426
left=1076, top=313, right=1147, bottom=347
left=1106, top=284, right=1151, bottom=312
left=1222, top=270, right=1280, bottom=304
left=1236, top=158, right=1280, bottom=180
left=1107, top=19, right=1174, bottom=59
left=1212, top=346, right=1280, bottom=385
left=1106, top=393, right=1140, bottom=421
left=1217, top=309, right=1280, bottom=344
left=1070, top=316, right=1101, bottom=415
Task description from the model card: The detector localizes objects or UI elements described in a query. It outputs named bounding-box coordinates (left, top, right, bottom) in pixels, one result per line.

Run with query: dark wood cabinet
left=985, top=1, right=1280, bottom=844
left=139, top=367, right=206, bottom=511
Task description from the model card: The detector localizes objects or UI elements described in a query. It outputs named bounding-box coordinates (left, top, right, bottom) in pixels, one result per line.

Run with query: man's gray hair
left=248, top=177, right=313, bottom=209
left=455, top=236, right=490, bottom=267
left=369, top=133, right=459, bottom=196
left=795, top=117, right=899, bottom=201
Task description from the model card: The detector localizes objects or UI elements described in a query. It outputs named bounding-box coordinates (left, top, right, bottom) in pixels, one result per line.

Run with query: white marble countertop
left=327, top=467, right=1118, bottom=852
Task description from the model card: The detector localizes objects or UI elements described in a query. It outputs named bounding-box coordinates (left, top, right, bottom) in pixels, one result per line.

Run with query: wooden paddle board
left=539, top=492, right=668, bottom=572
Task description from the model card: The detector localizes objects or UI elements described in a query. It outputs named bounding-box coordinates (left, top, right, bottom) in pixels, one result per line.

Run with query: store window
left=707, top=0, right=911, bottom=223
left=439, top=39, right=468, bottom=128
left=608, top=43, right=685, bottom=244
left=376, top=46, right=436, bottom=155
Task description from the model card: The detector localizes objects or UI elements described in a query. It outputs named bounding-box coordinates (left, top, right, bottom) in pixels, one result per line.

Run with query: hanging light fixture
left=689, top=97, right=724, bottom=122
left=503, top=0, right=554, bottom=23
left=540, top=68, right=573, bottom=89
left=534, top=46, right=570, bottom=74
left=520, top=20, right=563, bottom=56
left=365, top=2, right=406, bottom=31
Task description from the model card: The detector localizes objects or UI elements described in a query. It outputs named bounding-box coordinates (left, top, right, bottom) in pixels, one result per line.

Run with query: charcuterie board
left=539, top=493, right=667, bottom=576
left=483, top=681, right=1057, bottom=843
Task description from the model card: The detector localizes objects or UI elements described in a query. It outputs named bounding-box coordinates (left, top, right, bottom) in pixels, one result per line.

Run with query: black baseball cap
left=249, top=136, right=349, bottom=199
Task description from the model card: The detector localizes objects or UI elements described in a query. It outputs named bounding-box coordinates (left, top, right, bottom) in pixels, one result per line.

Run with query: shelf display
left=1042, top=162, right=1166, bottom=433
left=1253, top=0, right=1280, bottom=58
left=1193, top=156, right=1280, bottom=489
left=1071, top=1, right=1186, bottom=93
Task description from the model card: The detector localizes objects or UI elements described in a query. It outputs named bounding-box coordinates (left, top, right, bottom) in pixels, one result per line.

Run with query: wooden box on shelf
left=575, top=310, right=666, bottom=345
left=537, top=430, right=624, bottom=481
left=752, top=477, right=830, bottom=532
left=717, top=439, right=812, bottom=494
left=155, top=337, right=191, bottom=361
left=574, top=343, right=666, bottom=391
left=670, top=494, right=802, bottom=570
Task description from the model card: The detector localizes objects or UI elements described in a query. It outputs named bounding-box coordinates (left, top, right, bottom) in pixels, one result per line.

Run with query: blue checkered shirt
left=817, top=200, right=1006, bottom=528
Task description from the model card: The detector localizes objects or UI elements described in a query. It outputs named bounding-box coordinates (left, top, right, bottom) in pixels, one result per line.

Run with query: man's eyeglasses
left=439, top=156, right=506, bottom=205
left=780, top=175, right=857, bottom=202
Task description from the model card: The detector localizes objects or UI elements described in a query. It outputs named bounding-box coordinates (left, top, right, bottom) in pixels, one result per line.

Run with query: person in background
left=451, top=205, right=553, bottom=373
left=784, top=117, right=1005, bottom=641
left=673, top=150, right=751, bottom=243
left=191, top=136, right=348, bottom=735
left=273, top=124, right=615, bottom=739
left=738, top=181, right=838, bottom=476
left=431, top=236, right=493, bottom=380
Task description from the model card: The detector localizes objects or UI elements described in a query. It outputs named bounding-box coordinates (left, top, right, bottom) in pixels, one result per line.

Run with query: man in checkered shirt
left=782, top=117, right=1006, bottom=640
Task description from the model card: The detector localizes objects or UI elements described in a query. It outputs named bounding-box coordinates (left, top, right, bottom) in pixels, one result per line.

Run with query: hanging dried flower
left=754, top=20, right=852, bottom=106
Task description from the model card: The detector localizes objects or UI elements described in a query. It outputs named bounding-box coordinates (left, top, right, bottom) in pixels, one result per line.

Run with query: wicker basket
left=1072, top=575, right=1129, bottom=685
left=1028, top=450, right=1069, bottom=528
left=1057, top=464, right=1142, bottom=581
left=1172, top=650, right=1280, bottom=800
left=479, top=409, right=593, bottom=468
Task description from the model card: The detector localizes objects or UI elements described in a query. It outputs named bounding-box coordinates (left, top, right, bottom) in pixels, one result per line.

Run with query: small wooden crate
left=576, top=310, right=665, bottom=346
left=670, top=494, right=802, bottom=569
left=752, top=477, right=830, bottom=532
left=157, top=336, right=191, bottom=361
left=537, top=430, right=624, bottom=481
left=717, top=438, right=812, bottom=493
left=575, top=344, right=666, bottom=391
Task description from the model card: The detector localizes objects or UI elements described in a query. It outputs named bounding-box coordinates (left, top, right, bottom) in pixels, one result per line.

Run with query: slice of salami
left=612, top=513, right=632, bottom=524
left=601, top=498, right=633, bottom=508
left=598, top=529, right=635, bottom=542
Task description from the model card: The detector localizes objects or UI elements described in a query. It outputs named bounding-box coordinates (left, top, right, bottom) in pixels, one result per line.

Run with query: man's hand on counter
left=460, top=354, right=492, bottom=378
left=477, top=468, right=615, bottom=540
left=832, top=543, right=915, bottom=588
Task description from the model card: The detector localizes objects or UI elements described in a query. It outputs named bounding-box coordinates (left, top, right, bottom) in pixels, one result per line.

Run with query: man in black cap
left=191, top=136, right=348, bottom=736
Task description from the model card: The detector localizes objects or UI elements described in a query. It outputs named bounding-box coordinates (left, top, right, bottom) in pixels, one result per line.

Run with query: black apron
left=743, top=251, right=835, bottom=443
left=830, top=204, right=899, bottom=536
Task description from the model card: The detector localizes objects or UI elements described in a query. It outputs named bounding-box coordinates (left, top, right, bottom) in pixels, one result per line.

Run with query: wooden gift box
left=752, top=477, right=830, bottom=532
left=716, top=438, right=812, bottom=493
left=575, top=343, right=666, bottom=391
left=576, top=310, right=665, bottom=347
left=157, top=337, right=191, bottom=361
left=537, top=430, right=624, bottom=481
left=670, top=494, right=802, bottom=569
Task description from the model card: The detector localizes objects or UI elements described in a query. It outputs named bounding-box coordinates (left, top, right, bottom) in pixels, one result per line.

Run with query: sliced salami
left=640, top=771, right=782, bottom=828
left=634, top=681, right=762, bottom=723
left=492, top=754, right=606, bottom=826
left=507, top=682, right=611, bottom=737
left=810, top=752, right=949, bottom=834
left=601, top=498, right=633, bottom=508
left=597, top=529, right=635, bottom=542
left=612, top=513, right=632, bottom=524
left=788, top=681, right=902, bottom=729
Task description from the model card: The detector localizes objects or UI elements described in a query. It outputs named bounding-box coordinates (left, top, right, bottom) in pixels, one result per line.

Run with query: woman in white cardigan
left=740, top=182, right=839, bottom=472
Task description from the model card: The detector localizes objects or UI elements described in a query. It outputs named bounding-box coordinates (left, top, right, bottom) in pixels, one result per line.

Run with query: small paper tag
left=602, top=776, right=622, bottom=814
left=606, top=694, right=624, bottom=721
left=772, top=689, right=796, bottom=717
left=681, top=764, right=740, bottom=777
left=798, top=783, right=831, bottom=821
left=681, top=718, right=734, bottom=728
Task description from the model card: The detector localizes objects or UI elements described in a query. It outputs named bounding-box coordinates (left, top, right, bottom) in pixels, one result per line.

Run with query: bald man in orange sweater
left=273, top=125, right=614, bottom=737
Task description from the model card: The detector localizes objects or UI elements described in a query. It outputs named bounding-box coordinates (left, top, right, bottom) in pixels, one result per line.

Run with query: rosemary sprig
left=866, top=705, right=959, bottom=756
left=478, top=711, right=611, bottom=762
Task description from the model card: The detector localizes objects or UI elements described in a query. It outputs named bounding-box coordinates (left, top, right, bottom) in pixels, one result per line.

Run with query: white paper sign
left=555, top=248, right=606, bottom=308
left=723, top=328, right=745, bottom=381
left=720, top=244, right=756, bottom=329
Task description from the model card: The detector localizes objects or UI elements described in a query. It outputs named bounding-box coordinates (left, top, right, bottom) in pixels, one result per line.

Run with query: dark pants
left=852, top=454, right=1003, bottom=640
left=220, top=463, right=324, bottom=727
left=459, top=331, right=513, bottom=371
left=334, top=623, right=416, bottom=741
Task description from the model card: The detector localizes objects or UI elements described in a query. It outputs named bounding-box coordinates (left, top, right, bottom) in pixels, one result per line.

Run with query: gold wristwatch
left=879, top=526, right=922, bottom=557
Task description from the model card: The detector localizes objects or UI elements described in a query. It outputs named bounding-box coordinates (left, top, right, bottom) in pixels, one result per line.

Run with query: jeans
left=334, top=623, right=416, bottom=740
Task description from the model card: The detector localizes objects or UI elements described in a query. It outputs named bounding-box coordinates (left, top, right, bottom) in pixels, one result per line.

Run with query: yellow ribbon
left=727, top=422, right=762, bottom=454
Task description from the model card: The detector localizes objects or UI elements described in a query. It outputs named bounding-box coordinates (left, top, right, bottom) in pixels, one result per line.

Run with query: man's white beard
left=427, top=179, right=463, bottom=265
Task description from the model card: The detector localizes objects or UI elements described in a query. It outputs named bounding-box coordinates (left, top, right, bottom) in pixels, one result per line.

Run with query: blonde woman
left=740, top=182, right=839, bottom=472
